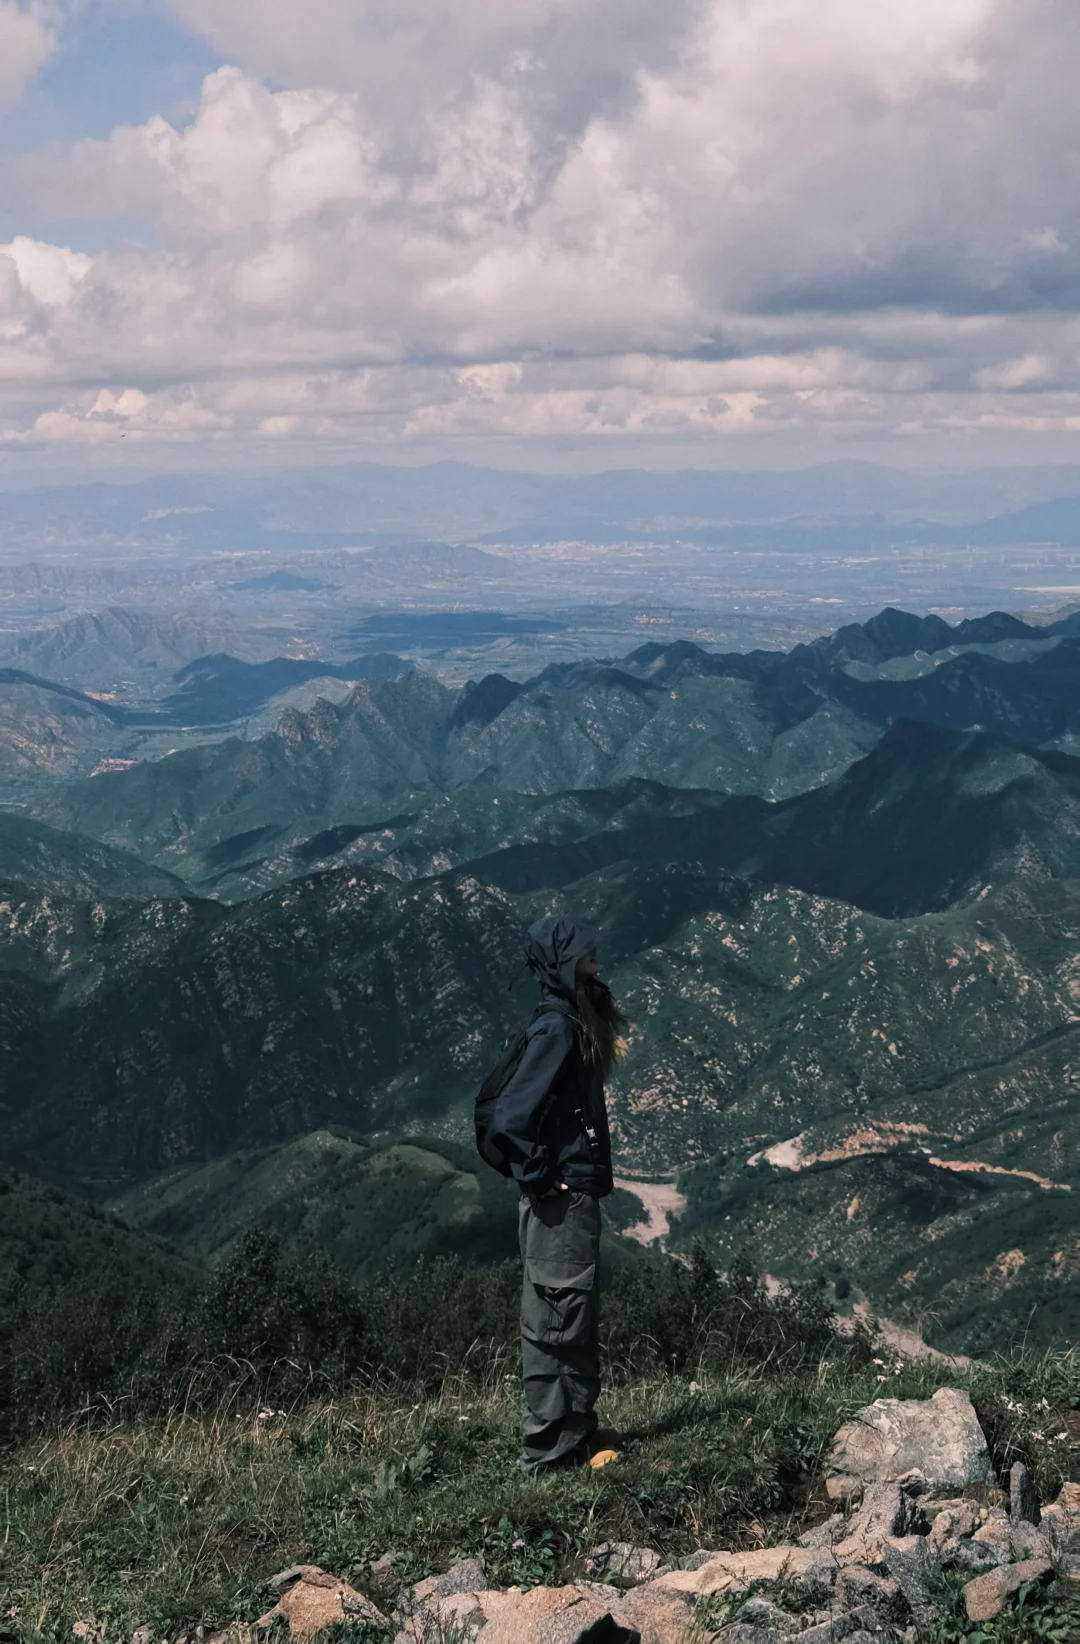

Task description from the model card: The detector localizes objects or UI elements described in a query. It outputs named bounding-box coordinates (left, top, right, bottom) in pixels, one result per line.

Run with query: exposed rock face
left=825, top=1387, right=996, bottom=1501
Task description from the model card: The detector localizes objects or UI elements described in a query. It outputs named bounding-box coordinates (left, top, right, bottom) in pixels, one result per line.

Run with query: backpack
left=474, top=1000, right=574, bottom=1175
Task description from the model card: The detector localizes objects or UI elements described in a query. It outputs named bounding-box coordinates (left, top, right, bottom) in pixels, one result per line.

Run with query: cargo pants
left=518, top=1188, right=601, bottom=1472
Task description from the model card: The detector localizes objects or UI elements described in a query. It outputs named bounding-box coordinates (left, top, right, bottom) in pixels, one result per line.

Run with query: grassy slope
left=2, top=1354, right=1080, bottom=1641
left=0, top=1164, right=190, bottom=1302
left=107, top=1129, right=646, bottom=1282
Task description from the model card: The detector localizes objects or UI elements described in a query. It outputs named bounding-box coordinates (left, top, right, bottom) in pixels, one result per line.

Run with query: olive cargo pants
left=518, top=1189, right=601, bottom=1472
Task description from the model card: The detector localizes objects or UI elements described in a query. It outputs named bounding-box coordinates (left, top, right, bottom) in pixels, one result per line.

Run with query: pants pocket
left=522, top=1192, right=600, bottom=1291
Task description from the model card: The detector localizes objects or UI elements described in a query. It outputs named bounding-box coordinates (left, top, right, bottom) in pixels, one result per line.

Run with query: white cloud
left=5, top=0, right=1080, bottom=453
left=0, top=1, right=56, bottom=105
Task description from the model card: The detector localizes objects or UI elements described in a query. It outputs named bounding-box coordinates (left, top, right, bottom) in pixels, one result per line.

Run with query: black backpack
left=474, top=1000, right=574, bottom=1175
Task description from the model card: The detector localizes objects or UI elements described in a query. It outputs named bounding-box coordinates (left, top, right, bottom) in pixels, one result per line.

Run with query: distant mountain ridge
left=30, top=606, right=1080, bottom=889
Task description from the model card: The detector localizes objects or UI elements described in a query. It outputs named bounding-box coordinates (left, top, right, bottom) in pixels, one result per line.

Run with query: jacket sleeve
left=488, top=1014, right=574, bottom=1191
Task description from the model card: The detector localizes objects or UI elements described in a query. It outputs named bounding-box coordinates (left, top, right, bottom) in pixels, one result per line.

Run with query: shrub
left=0, top=1233, right=848, bottom=1441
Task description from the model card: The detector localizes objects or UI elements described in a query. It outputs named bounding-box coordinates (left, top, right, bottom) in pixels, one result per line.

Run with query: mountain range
left=5, top=601, right=1080, bottom=1354
left=27, top=608, right=1080, bottom=897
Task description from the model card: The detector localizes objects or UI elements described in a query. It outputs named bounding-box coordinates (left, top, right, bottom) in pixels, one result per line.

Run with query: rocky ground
left=166, top=1386, right=1080, bottom=1644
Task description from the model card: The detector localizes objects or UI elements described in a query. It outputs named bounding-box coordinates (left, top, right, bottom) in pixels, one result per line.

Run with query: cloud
left=0, top=1, right=57, bottom=104
left=5, top=0, right=1080, bottom=453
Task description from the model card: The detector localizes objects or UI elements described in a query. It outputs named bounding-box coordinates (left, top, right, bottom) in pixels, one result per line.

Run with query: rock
left=255, top=1566, right=386, bottom=1637
left=472, top=1584, right=641, bottom=1644
left=880, top=1536, right=938, bottom=1625
left=971, top=1507, right=1012, bottom=1564
left=370, top=1551, right=403, bottom=1581
left=394, top=1558, right=490, bottom=1626
left=1010, top=1519, right=1050, bottom=1562
left=130, top=1629, right=152, bottom=1644
left=834, top=1565, right=906, bottom=1624
left=798, top=1515, right=846, bottom=1550
left=832, top=1482, right=910, bottom=1564
left=962, top=1556, right=1053, bottom=1623
left=926, top=1499, right=980, bottom=1555
left=1060, top=1554, right=1080, bottom=1584
left=943, top=1541, right=1000, bottom=1573
left=677, top=1549, right=720, bottom=1570
left=587, top=1544, right=662, bottom=1585
left=1057, top=1482, right=1080, bottom=1514
left=654, top=1546, right=820, bottom=1597
left=825, top=1388, right=995, bottom=1502
left=799, top=1614, right=882, bottom=1643
left=618, top=1584, right=695, bottom=1644
left=1009, top=1461, right=1040, bottom=1526
left=734, top=1597, right=803, bottom=1634
left=797, top=1560, right=839, bottom=1591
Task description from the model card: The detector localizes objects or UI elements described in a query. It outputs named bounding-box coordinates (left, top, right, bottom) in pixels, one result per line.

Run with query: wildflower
left=876, top=1375, right=887, bottom=1383
left=872, top=1357, right=885, bottom=1367
left=1037, top=1398, right=1050, bottom=1412
left=1055, top=1431, right=1069, bottom=1443
left=512, top=1539, right=526, bottom=1550
left=584, top=1558, right=595, bottom=1572
left=1031, top=1430, right=1045, bottom=1442
left=688, top=1381, right=702, bottom=1396
left=459, top=1415, right=469, bottom=1423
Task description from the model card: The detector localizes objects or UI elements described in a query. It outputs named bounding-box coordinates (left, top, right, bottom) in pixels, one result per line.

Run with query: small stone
left=735, top=1596, right=801, bottom=1634
left=131, top=1628, right=152, bottom=1644
left=962, top=1557, right=1053, bottom=1623
left=1056, top=1481, right=1080, bottom=1513
left=1009, top=1461, right=1041, bottom=1526
left=927, top=1500, right=980, bottom=1555
left=676, top=1549, right=719, bottom=1571
left=256, top=1568, right=386, bottom=1637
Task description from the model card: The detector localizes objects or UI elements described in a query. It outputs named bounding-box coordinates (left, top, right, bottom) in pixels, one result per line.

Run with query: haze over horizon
left=2, top=1, right=1080, bottom=482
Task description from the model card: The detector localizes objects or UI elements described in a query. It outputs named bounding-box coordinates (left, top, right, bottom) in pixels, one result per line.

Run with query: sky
left=1, top=0, right=1080, bottom=477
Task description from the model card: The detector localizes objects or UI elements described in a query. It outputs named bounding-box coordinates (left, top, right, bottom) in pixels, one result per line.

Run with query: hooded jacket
left=488, top=914, right=614, bottom=1198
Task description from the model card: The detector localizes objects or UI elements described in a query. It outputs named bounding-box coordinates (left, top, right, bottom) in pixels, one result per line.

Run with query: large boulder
left=825, top=1388, right=995, bottom=1502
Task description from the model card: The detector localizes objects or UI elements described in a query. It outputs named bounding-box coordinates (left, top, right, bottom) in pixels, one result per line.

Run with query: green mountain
left=672, top=1147, right=1080, bottom=1357
left=0, top=1161, right=190, bottom=1305
left=190, top=722, right=1080, bottom=917
left=0, top=811, right=184, bottom=900
left=32, top=614, right=1080, bottom=893
left=106, top=1128, right=644, bottom=1283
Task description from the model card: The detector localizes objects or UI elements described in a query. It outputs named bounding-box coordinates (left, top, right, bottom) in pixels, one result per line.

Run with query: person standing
left=487, top=914, right=628, bottom=1473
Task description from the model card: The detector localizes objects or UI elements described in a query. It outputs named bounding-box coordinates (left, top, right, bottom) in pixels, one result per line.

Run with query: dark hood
left=525, top=914, right=600, bottom=1000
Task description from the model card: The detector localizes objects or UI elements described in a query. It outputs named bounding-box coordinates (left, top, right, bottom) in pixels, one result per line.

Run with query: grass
left=4, top=1347, right=1080, bottom=1643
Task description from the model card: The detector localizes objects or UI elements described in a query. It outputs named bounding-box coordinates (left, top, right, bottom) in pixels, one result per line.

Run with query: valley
left=3, top=530, right=1080, bottom=1357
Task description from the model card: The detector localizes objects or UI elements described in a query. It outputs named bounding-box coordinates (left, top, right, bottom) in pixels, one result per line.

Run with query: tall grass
left=3, top=1240, right=1080, bottom=1641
